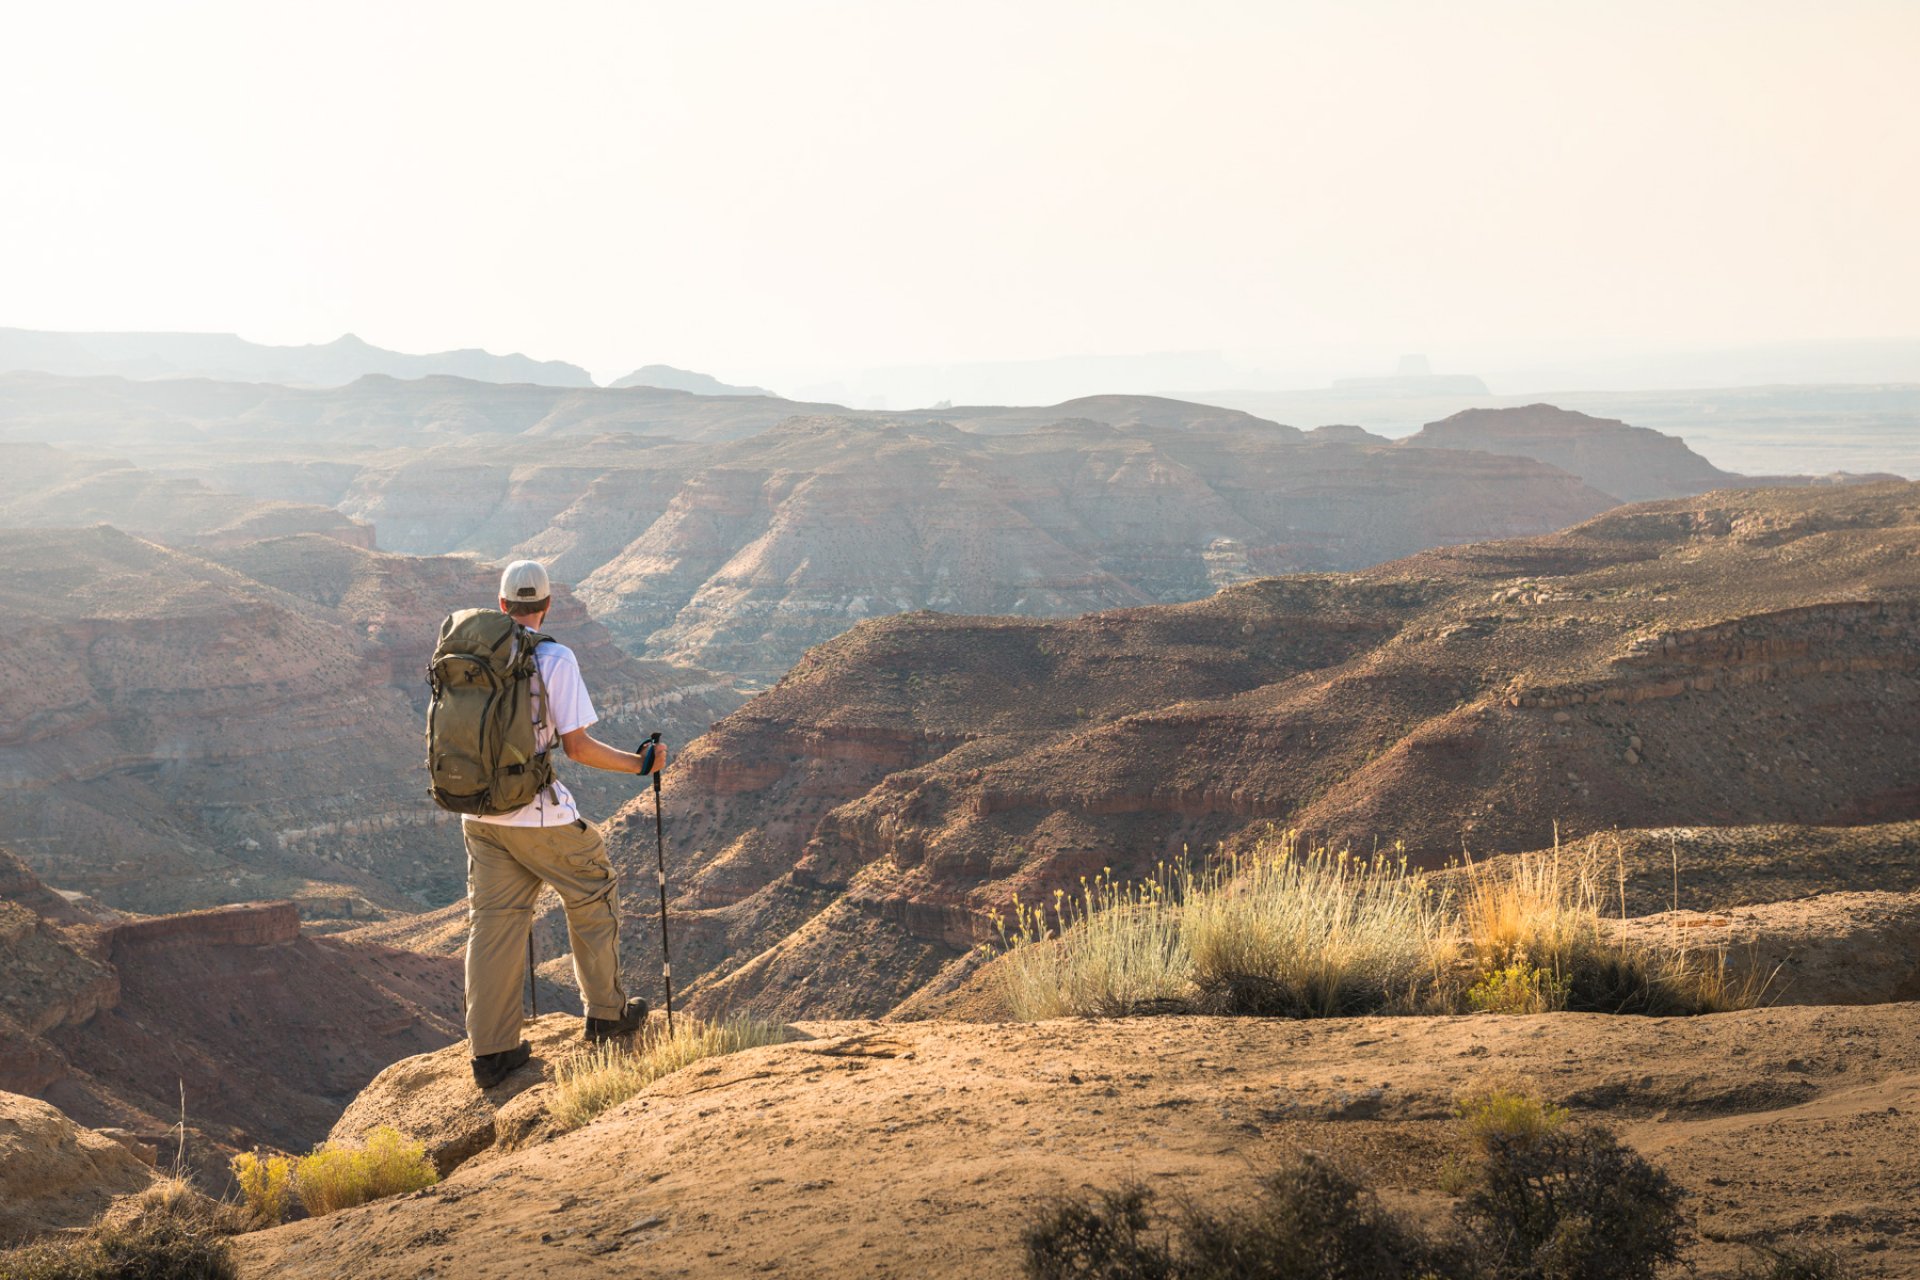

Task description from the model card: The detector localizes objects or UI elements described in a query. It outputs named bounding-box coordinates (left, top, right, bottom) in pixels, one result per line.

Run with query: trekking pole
left=527, top=926, right=538, bottom=1017
left=639, top=732, right=675, bottom=1036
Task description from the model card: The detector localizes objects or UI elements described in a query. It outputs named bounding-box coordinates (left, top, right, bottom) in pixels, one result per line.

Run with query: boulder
left=0, top=1091, right=154, bottom=1239
left=324, top=1014, right=585, bottom=1176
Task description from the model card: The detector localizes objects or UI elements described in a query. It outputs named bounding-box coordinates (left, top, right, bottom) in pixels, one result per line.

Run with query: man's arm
left=559, top=728, right=664, bottom=775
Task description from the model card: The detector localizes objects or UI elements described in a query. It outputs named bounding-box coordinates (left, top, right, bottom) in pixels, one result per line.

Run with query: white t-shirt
left=465, top=640, right=597, bottom=828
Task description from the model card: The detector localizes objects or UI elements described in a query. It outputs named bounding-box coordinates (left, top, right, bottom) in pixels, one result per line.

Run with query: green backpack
left=425, top=609, right=556, bottom=816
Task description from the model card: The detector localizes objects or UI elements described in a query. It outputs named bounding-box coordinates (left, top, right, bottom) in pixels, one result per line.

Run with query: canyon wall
left=574, top=481, right=1920, bottom=1019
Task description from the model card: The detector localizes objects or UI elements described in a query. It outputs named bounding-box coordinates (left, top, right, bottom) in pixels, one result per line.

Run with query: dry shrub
left=293, top=1126, right=437, bottom=1218
left=1737, top=1243, right=1857, bottom=1280
left=1452, top=1123, right=1687, bottom=1280
left=1025, top=1156, right=1442, bottom=1280
left=549, top=1014, right=793, bottom=1132
left=0, top=1216, right=236, bottom=1280
left=1027, top=1099, right=1686, bottom=1280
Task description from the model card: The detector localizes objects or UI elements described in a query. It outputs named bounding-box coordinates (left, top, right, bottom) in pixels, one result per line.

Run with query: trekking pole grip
left=637, top=731, right=662, bottom=777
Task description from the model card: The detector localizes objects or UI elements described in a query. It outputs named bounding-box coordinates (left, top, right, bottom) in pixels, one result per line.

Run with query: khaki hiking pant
left=463, top=817, right=629, bottom=1057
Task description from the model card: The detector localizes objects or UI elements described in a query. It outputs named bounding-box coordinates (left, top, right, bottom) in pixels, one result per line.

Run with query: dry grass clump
left=550, top=1015, right=794, bottom=1132
left=1183, top=846, right=1453, bottom=1017
left=1461, top=841, right=1767, bottom=1016
left=0, top=1220, right=237, bottom=1280
left=992, top=868, right=1190, bottom=1019
left=993, top=830, right=1765, bottom=1021
left=994, top=841, right=1452, bottom=1020
left=291, top=1126, right=438, bottom=1218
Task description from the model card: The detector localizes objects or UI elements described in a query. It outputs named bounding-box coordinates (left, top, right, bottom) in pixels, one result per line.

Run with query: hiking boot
left=585, top=997, right=649, bottom=1044
left=471, top=1041, right=531, bottom=1089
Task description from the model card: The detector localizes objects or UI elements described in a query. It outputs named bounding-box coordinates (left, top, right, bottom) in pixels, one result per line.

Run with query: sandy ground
left=236, top=1004, right=1920, bottom=1279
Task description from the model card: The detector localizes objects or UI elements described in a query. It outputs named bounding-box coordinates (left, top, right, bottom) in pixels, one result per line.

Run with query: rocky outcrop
left=0, top=902, right=118, bottom=1038
left=104, top=901, right=301, bottom=953
left=0, top=1091, right=155, bottom=1240
left=324, top=1013, right=590, bottom=1177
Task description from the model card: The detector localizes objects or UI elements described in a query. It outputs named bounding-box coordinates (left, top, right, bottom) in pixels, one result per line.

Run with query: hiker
left=428, top=559, right=665, bottom=1088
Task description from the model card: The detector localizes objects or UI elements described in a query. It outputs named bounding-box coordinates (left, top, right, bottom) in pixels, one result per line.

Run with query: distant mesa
left=1307, top=423, right=1389, bottom=445
left=609, top=364, right=775, bottom=397
left=1402, top=403, right=1740, bottom=502
left=1331, top=353, right=1491, bottom=396
left=0, top=327, right=594, bottom=388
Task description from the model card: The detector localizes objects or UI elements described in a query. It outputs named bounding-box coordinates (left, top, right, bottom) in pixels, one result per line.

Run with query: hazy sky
left=3, top=0, right=1915, bottom=389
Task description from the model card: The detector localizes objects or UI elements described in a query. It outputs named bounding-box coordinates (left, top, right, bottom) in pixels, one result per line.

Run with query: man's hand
left=559, top=728, right=665, bottom=776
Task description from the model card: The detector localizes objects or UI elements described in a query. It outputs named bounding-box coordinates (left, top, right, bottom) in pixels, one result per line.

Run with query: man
left=465, top=559, right=664, bottom=1089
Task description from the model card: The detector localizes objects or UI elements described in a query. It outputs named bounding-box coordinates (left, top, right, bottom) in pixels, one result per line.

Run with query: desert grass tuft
left=549, top=1015, right=794, bottom=1132
left=991, top=867, right=1190, bottom=1020
left=1461, top=839, right=1767, bottom=1016
left=1183, top=844, right=1454, bottom=1017
left=293, top=1126, right=438, bottom=1218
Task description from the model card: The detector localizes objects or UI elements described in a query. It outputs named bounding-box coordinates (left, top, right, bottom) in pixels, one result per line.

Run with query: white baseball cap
left=498, top=559, right=551, bottom=605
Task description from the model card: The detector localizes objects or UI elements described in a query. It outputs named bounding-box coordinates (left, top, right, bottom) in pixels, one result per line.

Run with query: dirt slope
left=235, top=1005, right=1920, bottom=1279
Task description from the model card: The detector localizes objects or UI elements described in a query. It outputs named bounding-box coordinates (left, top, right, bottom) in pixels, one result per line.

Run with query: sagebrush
left=1025, top=1098, right=1686, bottom=1280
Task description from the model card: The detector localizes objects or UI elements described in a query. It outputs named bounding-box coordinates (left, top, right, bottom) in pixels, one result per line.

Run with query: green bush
left=1468, top=963, right=1570, bottom=1015
left=229, top=1151, right=295, bottom=1227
